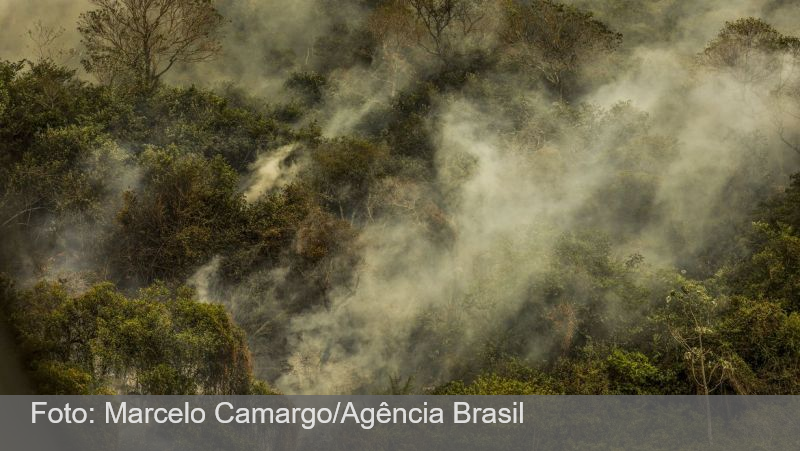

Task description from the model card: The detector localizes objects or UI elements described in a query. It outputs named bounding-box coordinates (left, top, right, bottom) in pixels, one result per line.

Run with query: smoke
left=261, top=0, right=800, bottom=393
left=187, top=256, right=221, bottom=303
left=0, top=0, right=366, bottom=93
left=6, top=0, right=800, bottom=394
left=0, top=0, right=86, bottom=64
left=168, top=0, right=372, bottom=97
left=244, top=144, right=299, bottom=202
left=275, top=102, right=566, bottom=393
left=5, top=133, right=139, bottom=289
left=565, top=0, right=800, bottom=50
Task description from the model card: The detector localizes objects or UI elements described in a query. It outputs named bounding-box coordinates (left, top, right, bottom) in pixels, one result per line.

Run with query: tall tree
left=78, top=0, right=224, bottom=91
left=370, top=0, right=497, bottom=63
left=500, top=0, right=621, bottom=100
left=407, top=0, right=489, bottom=59
left=701, top=18, right=800, bottom=84
left=662, top=282, right=738, bottom=443
left=701, top=18, right=800, bottom=154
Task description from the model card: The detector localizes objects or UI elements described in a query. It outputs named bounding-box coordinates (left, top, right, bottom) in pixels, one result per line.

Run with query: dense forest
left=1, top=0, right=800, bottom=395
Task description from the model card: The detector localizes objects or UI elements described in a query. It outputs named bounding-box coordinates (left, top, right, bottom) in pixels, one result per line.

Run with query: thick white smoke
left=268, top=1, right=800, bottom=393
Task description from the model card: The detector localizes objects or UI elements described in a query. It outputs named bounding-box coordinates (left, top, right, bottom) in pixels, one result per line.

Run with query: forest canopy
left=1, top=0, right=800, bottom=395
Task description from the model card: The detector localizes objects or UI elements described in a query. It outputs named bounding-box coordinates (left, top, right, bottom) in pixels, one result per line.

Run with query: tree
left=500, top=0, right=621, bottom=99
left=111, top=148, right=247, bottom=285
left=662, top=282, right=736, bottom=444
left=371, top=0, right=497, bottom=63
left=2, top=277, right=273, bottom=395
left=701, top=18, right=800, bottom=85
left=701, top=18, right=800, bottom=154
left=26, top=21, right=78, bottom=65
left=310, top=137, right=389, bottom=222
left=719, top=296, right=800, bottom=394
left=78, top=0, right=225, bottom=91
left=408, top=0, right=490, bottom=59
left=367, top=2, right=418, bottom=96
left=115, top=85, right=294, bottom=171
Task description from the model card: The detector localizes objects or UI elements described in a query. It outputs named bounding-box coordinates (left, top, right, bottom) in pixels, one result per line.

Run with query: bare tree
left=500, top=0, right=621, bottom=100
left=664, top=283, right=735, bottom=444
left=368, top=1, right=417, bottom=95
left=27, top=21, right=78, bottom=64
left=371, top=0, right=495, bottom=62
left=78, top=0, right=224, bottom=91
left=409, top=0, right=482, bottom=57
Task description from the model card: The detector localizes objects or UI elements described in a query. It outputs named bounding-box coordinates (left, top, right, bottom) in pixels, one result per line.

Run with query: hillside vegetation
left=1, top=0, right=800, bottom=395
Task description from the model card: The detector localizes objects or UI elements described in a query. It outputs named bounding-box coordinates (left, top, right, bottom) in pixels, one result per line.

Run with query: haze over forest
left=2, top=0, right=800, bottom=396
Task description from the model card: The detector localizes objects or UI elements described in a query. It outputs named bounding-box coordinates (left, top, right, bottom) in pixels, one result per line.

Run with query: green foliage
left=3, top=3, right=800, bottom=397
left=434, top=373, right=558, bottom=395
left=0, top=61, right=118, bottom=160
left=114, top=86, right=296, bottom=171
left=2, top=277, right=269, bottom=395
left=30, top=361, right=96, bottom=395
left=0, top=61, right=129, bottom=275
left=221, top=184, right=315, bottom=282
left=111, top=148, right=248, bottom=285
left=727, top=175, right=800, bottom=311
left=286, top=71, right=329, bottom=106
left=310, top=136, right=390, bottom=218
left=545, top=231, right=648, bottom=345
left=729, top=222, right=800, bottom=310
left=380, top=82, right=437, bottom=162
left=657, top=282, right=738, bottom=394
left=759, top=173, right=800, bottom=230
left=605, top=348, right=668, bottom=394
left=719, top=296, right=800, bottom=393
left=433, top=359, right=560, bottom=395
